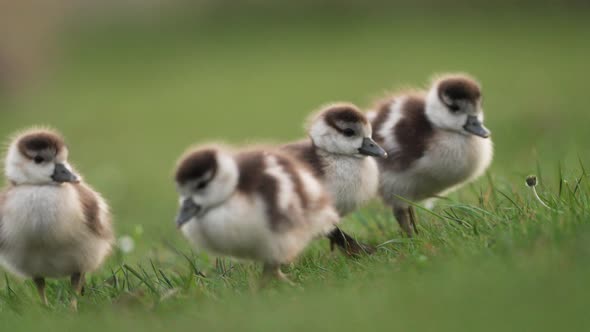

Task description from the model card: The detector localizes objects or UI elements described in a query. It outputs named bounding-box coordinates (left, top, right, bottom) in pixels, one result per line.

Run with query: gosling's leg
left=70, top=272, right=85, bottom=310
left=393, top=207, right=414, bottom=237
left=33, top=277, right=48, bottom=306
left=408, top=206, right=419, bottom=235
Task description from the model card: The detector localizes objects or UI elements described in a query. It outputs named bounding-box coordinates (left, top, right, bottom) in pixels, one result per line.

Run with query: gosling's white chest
left=1, top=185, right=83, bottom=245
left=182, top=194, right=269, bottom=260
left=322, top=155, right=379, bottom=215
left=421, top=132, right=493, bottom=186
left=0, top=185, right=111, bottom=278
left=181, top=193, right=318, bottom=265
left=388, top=132, right=493, bottom=201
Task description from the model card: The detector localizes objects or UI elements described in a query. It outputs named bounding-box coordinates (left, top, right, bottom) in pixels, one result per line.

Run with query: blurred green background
left=1, top=1, right=589, bottom=330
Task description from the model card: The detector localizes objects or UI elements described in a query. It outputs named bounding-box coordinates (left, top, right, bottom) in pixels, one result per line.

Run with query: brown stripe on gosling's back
left=275, top=154, right=309, bottom=210
left=17, top=131, right=66, bottom=158
left=236, top=151, right=282, bottom=231
left=370, top=97, right=397, bottom=144
left=72, top=184, right=112, bottom=239
left=282, top=140, right=326, bottom=179
left=236, top=151, right=308, bottom=231
left=386, top=96, right=434, bottom=171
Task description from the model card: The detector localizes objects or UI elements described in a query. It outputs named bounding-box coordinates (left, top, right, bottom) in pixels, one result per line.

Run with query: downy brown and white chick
left=283, top=103, right=387, bottom=255
left=174, top=145, right=339, bottom=283
left=0, top=128, right=113, bottom=307
left=370, top=74, right=493, bottom=236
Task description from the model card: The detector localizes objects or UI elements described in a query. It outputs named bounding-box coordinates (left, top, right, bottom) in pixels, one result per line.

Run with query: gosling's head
left=4, top=128, right=79, bottom=185
left=308, top=103, right=387, bottom=158
left=174, top=146, right=238, bottom=228
left=426, top=74, right=490, bottom=138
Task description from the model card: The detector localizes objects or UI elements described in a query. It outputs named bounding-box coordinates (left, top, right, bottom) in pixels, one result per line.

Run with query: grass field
left=1, top=6, right=589, bottom=331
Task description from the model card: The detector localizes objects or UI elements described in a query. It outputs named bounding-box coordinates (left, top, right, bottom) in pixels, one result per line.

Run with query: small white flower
left=117, top=235, right=135, bottom=254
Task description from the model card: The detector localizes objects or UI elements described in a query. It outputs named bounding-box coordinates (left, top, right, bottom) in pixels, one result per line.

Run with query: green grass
left=1, top=7, right=590, bottom=331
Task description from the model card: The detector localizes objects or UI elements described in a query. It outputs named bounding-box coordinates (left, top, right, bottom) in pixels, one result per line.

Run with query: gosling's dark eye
left=33, top=156, right=44, bottom=164
left=195, top=181, right=207, bottom=190
left=449, top=104, right=461, bottom=112
left=343, top=128, right=355, bottom=137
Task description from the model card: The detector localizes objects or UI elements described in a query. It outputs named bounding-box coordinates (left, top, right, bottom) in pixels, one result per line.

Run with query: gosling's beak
left=176, top=198, right=201, bottom=228
left=463, top=115, right=491, bottom=138
left=51, top=163, right=79, bottom=183
left=358, top=137, right=388, bottom=158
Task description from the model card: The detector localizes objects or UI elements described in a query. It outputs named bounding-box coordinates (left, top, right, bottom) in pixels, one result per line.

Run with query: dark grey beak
left=176, top=198, right=201, bottom=228
left=463, top=115, right=491, bottom=138
left=51, top=163, right=79, bottom=183
left=358, top=137, right=388, bottom=158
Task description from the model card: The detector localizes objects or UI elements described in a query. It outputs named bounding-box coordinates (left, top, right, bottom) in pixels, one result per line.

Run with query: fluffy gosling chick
left=174, top=145, right=339, bottom=282
left=0, top=128, right=113, bottom=307
left=283, top=103, right=387, bottom=255
left=370, top=74, right=493, bottom=236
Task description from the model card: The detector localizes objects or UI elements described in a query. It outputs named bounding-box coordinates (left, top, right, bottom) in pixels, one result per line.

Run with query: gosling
left=370, top=74, right=493, bottom=236
left=174, top=145, right=339, bottom=283
left=283, top=103, right=387, bottom=255
left=0, top=128, right=114, bottom=307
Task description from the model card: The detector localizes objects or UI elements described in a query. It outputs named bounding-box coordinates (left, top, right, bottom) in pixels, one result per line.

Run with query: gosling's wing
left=72, top=183, right=113, bottom=240
left=236, top=151, right=304, bottom=232
left=372, top=95, right=434, bottom=171
left=263, top=153, right=312, bottom=231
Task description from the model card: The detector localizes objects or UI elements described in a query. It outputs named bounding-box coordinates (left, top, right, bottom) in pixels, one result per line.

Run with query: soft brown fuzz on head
left=175, top=149, right=218, bottom=185
left=322, top=103, right=368, bottom=132
left=16, top=129, right=65, bottom=159
left=436, top=74, right=481, bottom=103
